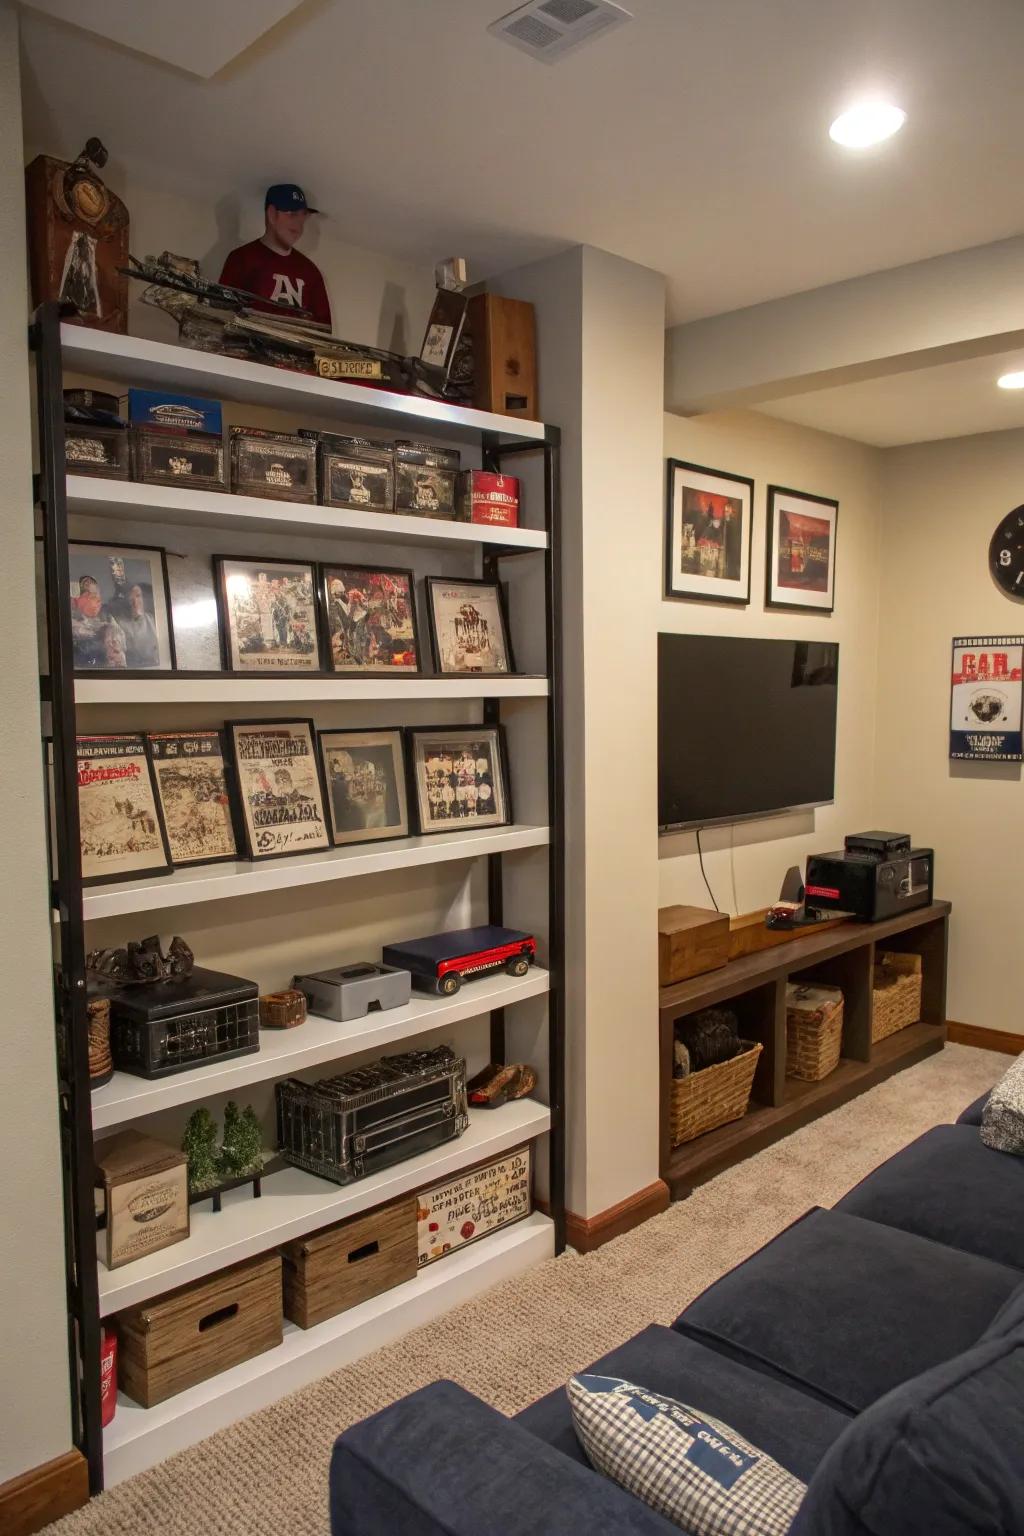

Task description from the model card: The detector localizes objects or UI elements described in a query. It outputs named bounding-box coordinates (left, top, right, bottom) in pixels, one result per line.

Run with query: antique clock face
left=990, top=505, right=1024, bottom=598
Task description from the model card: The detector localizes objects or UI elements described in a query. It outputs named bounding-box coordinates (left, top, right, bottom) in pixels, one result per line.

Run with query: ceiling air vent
left=489, top=0, right=632, bottom=62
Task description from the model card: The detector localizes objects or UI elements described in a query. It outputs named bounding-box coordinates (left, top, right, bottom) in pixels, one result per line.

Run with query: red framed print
left=766, top=486, right=838, bottom=613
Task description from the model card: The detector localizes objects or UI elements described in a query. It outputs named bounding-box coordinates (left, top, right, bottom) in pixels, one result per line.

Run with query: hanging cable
left=695, top=826, right=720, bottom=912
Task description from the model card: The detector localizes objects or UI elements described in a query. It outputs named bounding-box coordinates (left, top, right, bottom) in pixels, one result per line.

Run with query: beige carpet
left=50, top=1042, right=1005, bottom=1536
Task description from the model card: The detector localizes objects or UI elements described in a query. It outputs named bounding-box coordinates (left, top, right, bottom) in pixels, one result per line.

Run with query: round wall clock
left=989, top=505, right=1024, bottom=598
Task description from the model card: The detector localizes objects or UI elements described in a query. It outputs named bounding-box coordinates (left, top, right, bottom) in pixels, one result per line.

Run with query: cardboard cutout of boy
left=219, top=184, right=331, bottom=328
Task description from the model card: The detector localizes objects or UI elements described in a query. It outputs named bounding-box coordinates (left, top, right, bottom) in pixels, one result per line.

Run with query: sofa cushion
left=789, top=1325, right=1024, bottom=1535
left=956, top=1091, right=988, bottom=1126
left=674, top=1208, right=1021, bottom=1413
left=834, top=1124, right=1024, bottom=1269
left=981, top=1051, right=1024, bottom=1154
left=982, top=1279, right=1024, bottom=1340
left=514, top=1323, right=851, bottom=1483
left=568, top=1374, right=806, bottom=1536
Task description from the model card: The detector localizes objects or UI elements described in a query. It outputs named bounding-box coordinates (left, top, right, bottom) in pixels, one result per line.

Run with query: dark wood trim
left=564, top=1180, right=670, bottom=1253
left=0, top=1450, right=89, bottom=1536
left=947, top=1021, right=1024, bottom=1055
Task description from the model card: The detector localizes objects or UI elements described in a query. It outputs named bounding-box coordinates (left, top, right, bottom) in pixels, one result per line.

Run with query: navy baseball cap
left=265, top=183, right=319, bottom=214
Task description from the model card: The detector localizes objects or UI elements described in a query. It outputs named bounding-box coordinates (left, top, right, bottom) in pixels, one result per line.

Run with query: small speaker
left=468, top=294, right=538, bottom=419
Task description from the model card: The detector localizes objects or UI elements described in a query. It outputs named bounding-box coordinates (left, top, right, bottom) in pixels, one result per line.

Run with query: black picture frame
left=146, top=728, right=243, bottom=869
left=75, top=733, right=173, bottom=887
left=225, top=717, right=332, bottom=862
left=319, top=562, right=422, bottom=676
left=765, top=485, right=839, bottom=614
left=213, top=555, right=324, bottom=675
left=664, top=459, right=755, bottom=606
left=425, top=576, right=516, bottom=676
left=67, top=538, right=177, bottom=675
left=317, top=727, right=410, bottom=847
left=405, top=723, right=513, bottom=836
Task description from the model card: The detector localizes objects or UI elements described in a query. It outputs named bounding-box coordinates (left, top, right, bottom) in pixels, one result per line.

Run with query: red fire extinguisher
left=100, top=1326, right=117, bottom=1427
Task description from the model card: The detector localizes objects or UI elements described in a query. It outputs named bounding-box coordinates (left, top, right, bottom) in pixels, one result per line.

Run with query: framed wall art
left=76, top=734, right=172, bottom=885
left=226, top=719, right=331, bottom=860
left=147, top=730, right=240, bottom=866
left=949, top=635, right=1024, bottom=762
left=68, top=540, right=175, bottom=672
left=407, top=725, right=511, bottom=835
left=665, top=460, right=753, bottom=605
left=215, top=557, right=322, bottom=673
left=320, top=563, right=420, bottom=674
left=318, top=728, right=410, bottom=846
left=425, top=577, right=513, bottom=675
left=765, top=486, right=838, bottom=613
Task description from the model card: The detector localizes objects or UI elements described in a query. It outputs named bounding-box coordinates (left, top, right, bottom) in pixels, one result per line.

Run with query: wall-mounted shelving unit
left=33, top=307, right=565, bottom=1493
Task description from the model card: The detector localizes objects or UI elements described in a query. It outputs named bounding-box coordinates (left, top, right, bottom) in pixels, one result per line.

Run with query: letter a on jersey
left=270, top=273, right=305, bottom=307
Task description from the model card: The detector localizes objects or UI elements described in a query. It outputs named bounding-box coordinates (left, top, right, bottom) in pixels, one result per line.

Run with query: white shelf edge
left=98, top=1099, right=551, bottom=1315
left=91, top=968, right=551, bottom=1130
left=67, top=475, right=548, bottom=552
left=73, top=674, right=549, bottom=704
left=73, top=823, right=550, bottom=922
left=102, top=1211, right=554, bottom=1485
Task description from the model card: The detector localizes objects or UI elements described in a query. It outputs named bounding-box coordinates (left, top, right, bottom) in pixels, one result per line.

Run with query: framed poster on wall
left=949, top=635, right=1024, bottom=762
left=664, top=459, right=754, bottom=605
left=765, top=486, right=838, bottom=613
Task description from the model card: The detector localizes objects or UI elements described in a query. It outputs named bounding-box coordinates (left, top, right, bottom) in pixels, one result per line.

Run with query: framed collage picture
left=765, top=486, right=839, bottom=612
left=226, top=719, right=331, bottom=860
left=69, top=540, right=175, bottom=673
left=408, top=725, right=511, bottom=835
left=146, top=729, right=240, bottom=866
left=665, top=460, right=754, bottom=605
left=425, top=577, right=513, bottom=675
left=319, top=728, right=410, bottom=846
left=321, top=563, right=421, bottom=674
left=75, top=734, right=172, bottom=885
left=215, top=557, right=322, bottom=672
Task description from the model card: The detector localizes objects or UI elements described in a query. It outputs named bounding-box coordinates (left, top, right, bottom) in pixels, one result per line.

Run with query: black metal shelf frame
left=30, top=303, right=566, bottom=1492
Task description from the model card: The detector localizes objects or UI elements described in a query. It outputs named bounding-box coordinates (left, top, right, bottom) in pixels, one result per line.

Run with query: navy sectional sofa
left=330, top=1084, right=1024, bottom=1535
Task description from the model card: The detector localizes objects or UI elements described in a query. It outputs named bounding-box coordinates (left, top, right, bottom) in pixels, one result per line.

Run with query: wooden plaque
left=25, top=153, right=129, bottom=333
left=468, top=294, right=538, bottom=419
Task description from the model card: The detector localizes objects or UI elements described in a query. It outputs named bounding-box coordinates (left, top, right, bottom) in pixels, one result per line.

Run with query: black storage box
left=98, top=966, right=260, bottom=1079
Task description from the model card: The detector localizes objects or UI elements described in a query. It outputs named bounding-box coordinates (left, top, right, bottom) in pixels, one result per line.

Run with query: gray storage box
left=294, top=962, right=411, bottom=1022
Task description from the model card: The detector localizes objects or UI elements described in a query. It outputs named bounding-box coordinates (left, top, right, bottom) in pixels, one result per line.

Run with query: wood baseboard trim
left=565, top=1180, right=670, bottom=1253
left=947, top=1021, right=1024, bottom=1055
left=0, top=1450, right=89, bottom=1536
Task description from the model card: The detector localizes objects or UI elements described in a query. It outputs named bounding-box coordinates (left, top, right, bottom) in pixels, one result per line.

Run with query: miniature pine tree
left=182, top=1107, right=219, bottom=1194
left=236, top=1105, right=264, bottom=1176
left=220, top=1100, right=263, bottom=1178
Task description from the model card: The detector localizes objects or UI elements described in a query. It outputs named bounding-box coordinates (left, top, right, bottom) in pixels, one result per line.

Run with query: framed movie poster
left=215, top=557, right=322, bottom=672
left=949, top=635, right=1024, bottom=762
left=766, top=486, right=839, bottom=613
left=227, top=719, right=331, bottom=860
left=319, top=729, right=409, bottom=846
left=320, top=564, right=420, bottom=674
left=147, top=730, right=239, bottom=866
left=665, top=460, right=753, bottom=605
left=76, top=735, right=171, bottom=885
left=407, top=725, right=510, bottom=835
left=425, top=578, right=513, bottom=675
left=68, top=540, right=175, bottom=672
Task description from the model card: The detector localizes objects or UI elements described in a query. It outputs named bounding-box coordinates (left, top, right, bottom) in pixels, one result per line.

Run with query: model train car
left=382, top=925, right=537, bottom=997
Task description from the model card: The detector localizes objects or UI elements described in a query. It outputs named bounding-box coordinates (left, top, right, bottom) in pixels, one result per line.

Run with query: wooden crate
left=117, top=1253, right=283, bottom=1407
left=658, top=905, right=729, bottom=986
left=281, top=1195, right=418, bottom=1329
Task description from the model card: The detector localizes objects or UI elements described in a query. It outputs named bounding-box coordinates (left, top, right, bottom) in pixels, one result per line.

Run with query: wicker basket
left=785, top=984, right=844, bottom=1083
left=872, top=952, right=923, bottom=1042
left=670, top=1040, right=763, bottom=1147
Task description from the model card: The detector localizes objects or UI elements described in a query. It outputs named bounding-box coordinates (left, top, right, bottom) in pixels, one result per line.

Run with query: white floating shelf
left=62, top=326, right=549, bottom=447
left=91, top=967, right=551, bottom=1130
left=74, top=673, right=549, bottom=705
left=77, top=823, right=549, bottom=921
left=98, top=1099, right=551, bottom=1316
left=66, top=475, right=548, bottom=552
left=102, top=1210, right=554, bottom=1485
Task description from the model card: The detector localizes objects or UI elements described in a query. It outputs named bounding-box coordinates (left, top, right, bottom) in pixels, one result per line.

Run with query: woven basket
left=785, top=986, right=844, bottom=1083
left=670, top=1040, right=762, bottom=1147
left=872, top=952, right=923, bottom=1042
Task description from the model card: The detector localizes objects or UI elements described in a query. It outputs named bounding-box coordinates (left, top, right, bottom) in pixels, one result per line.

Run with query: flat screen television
left=658, top=634, right=839, bottom=832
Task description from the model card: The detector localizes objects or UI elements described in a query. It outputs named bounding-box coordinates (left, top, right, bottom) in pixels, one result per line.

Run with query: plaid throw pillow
left=568, top=1374, right=806, bottom=1536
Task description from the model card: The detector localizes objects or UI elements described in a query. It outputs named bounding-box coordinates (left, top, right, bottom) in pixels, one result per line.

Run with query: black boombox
left=804, top=832, right=934, bottom=923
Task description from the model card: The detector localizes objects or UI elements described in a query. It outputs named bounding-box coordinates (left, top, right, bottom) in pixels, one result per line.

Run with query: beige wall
left=660, top=411, right=883, bottom=921
left=0, top=0, right=75, bottom=1484
left=876, top=428, right=1024, bottom=1036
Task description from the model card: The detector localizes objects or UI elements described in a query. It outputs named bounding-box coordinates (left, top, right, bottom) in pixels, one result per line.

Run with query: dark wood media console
left=659, top=901, right=950, bottom=1199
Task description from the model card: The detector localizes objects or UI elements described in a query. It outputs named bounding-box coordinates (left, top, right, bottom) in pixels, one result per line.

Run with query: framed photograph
left=226, top=719, right=331, bottom=860
left=407, top=725, right=511, bottom=835
left=950, top=636, right=1024, bottom=762
left=665, top=460, right=754, bottom=605
left=147, top=730, right=240, bottom=866
left=321, top=563, right=421, bottom=674
left=215, top=557, right=322, bottom=673
left=425, top=577, right=514, bottom=675
left=318, top=729, right=409, bottom=846
left=76, top=735, right=172, bottom=885
left=68, top=540, right=175, bottom=672
left=765, top=486, right=839, bottom=613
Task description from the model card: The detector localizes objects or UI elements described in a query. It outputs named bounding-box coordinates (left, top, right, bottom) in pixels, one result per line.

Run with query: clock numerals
left=1000, top=549, right=1013, bottom=566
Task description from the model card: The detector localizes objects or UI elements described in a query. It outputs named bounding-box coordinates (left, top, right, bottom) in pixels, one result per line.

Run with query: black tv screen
left=658, top=634, right=839, bottom=832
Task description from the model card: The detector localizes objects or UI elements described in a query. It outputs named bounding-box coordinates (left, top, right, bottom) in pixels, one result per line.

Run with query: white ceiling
left=17, top=0, right=1024, bottom=327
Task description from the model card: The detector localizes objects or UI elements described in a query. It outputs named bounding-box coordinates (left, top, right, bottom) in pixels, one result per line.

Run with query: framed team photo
left=226, top=718, right=331, bottom=861
left=215, top=557, right=322, bottom=672
left=68, top=540, right=175, bottom=672
left=665, top=460, right=754, bottom=605
left=765, top=486, right=838, bottom=613
left=407, top=725, right=511, bottom=835
left=320, top=563, right=421, bottom=674
left=76, top=734, right=172, bottom=885
left=147, top=730, right=240, bottom=867
left=318, top=728, right=409, bottom=846
left=425, top=577, right=514, bottom=674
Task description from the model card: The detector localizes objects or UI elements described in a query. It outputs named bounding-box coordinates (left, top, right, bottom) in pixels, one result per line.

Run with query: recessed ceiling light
left=997, top=371, right=1024, bottom=391
left=829, top=102, right=906, bottom=149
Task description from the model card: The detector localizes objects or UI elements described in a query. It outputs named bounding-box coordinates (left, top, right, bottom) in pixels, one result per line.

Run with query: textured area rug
left=50, top=1043, right=1005, bottom=1536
